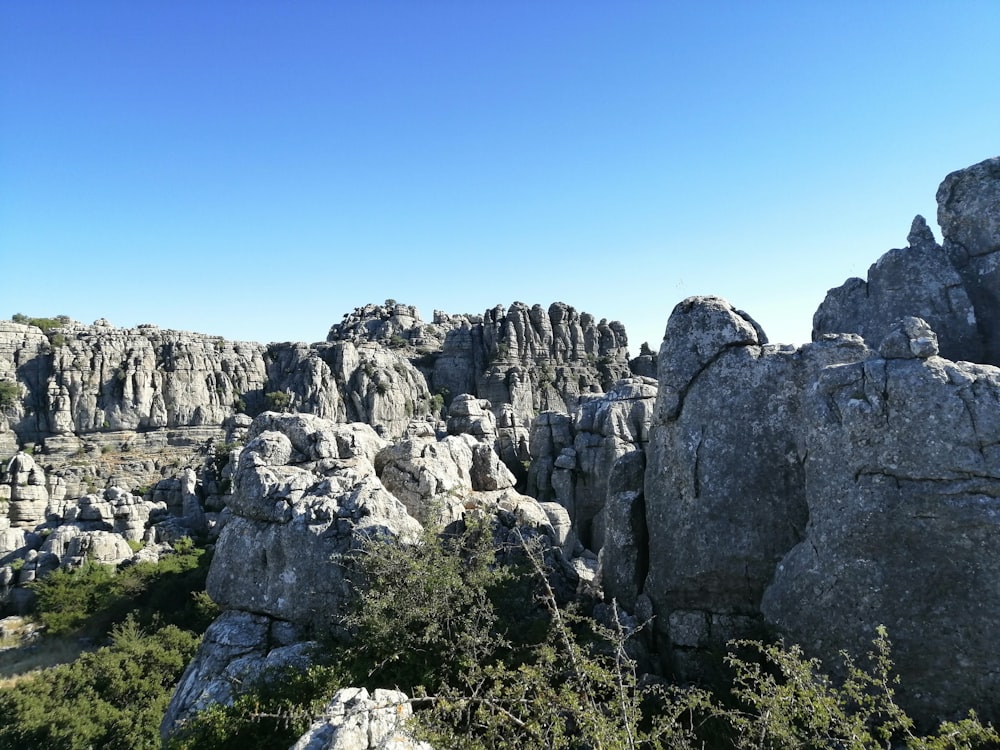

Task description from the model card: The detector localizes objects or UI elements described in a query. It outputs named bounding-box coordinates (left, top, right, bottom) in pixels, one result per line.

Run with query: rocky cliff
left=329, top=300, right=632, bottom=427
left=623, top=155, right=1000, bottom=724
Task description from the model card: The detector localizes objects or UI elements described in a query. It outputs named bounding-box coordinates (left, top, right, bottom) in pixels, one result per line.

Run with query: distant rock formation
left=329, top=300, right=632, bottom=427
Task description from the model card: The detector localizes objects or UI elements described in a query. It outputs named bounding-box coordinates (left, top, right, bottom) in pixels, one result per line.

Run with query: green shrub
left=0, top=380, right=18, bottom=411
left=721, top=627, right=1000, bottom=750
left=30, top=542, right=214, bottom=637
left=10, top=314, right=69, bottom=333
left=0, top=619, right=200, bottom=750
left=264, top=390, right=291, bottom=412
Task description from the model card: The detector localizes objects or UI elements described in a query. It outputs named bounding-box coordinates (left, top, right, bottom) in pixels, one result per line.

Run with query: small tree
left=264, top=391, right=291, bottom=412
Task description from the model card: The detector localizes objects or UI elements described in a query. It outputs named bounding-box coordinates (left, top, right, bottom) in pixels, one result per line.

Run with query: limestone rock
left=446, top=394, right=497, bottom=440
left=290, top=687, right=432, bottom=750
left=939, top=156, right=1000, bottom=364
left=160, top=610, right=311, bottom=739
left=813, top=216, right=979, bottom=362
left=374, top=433, right=516, bottom=524
left=598, top=450, right=647, bottom=611
left=814, top=157, right=1000, bottom=367
left=207, top=413, right=421, bottom=632
left=761, top=348, right=1000, bottom=723
left=642, top=297, right=869, bottom=673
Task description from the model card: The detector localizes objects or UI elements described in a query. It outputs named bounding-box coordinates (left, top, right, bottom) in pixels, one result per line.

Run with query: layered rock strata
left=329, top=300, right=632, bottom=427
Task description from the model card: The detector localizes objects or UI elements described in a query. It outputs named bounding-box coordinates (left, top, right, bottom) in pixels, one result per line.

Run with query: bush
left=10, top=314, right=69, bottom=333
left=0, top=380, right=19, bottom=411
left=721, top=628, right=1000, bottom=750
left=30, top=543, right=215, bottom=637
left=264, top=390, right=291, bottom=412
left=157, top=520, right=1000, bottom=750
left=0, top=619, right=200, bottom=750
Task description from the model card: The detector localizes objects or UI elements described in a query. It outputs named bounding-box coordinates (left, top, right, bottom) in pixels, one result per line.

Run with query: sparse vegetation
left=161, top=524, right=1000, bottom=749
left=10, top=313, right=70, bottom=333
left=264, top=390, right=291, bottom=412
left=0, top=619, right=200, bottom=750
left=30, top=539, right=214, bottom=637
left=0, top=536, right=216, bottom=750
left=0, top=380, right=19, bottom=411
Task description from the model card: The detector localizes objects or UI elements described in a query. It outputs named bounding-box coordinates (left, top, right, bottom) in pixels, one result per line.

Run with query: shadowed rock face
left=815, top=156, right=1000, bottom=366
left=764, top=320, right=1000, bottom=723
left=939, top=157, right=1000, bottom=364
left=642, top=297, right=869, bottom=673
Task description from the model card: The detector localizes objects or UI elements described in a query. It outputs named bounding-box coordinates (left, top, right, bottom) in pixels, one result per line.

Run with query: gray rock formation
left=813, top=216, right=979, bottom=363
left=161, top=610, right=313, bottom=738
left=329, top=300, right=632, bottom=428
left=815, top=156, right=1000, bottom=366
left=207, top=413, right=419, bottom=631
left=638, top=288, right=1000, bottom=724
left=642, top=296, right=869, bottom=676
left=290, top=687, right=432, bottom=750
left=762, top=317, right=1000, bottom=723
left=526, top=377, right=656, bottom=553
left=166, top=410, right=576, bottom=736
left=939, top=157, right=1000, bottom=364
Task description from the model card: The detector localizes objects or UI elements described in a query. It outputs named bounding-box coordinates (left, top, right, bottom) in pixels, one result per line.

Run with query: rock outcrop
left=527, top=377, right=657, bottom=552
left=329, top=300, right=632, bottom=428
left=763, top=317, right=1000, bottom=722
left=163, top=409, right=583, bottom=738
left=641, top=297, right=869, bottom=676
left=815, top=156, right=1000, bottom=367
left=629, top=156, right=1000, bottom=724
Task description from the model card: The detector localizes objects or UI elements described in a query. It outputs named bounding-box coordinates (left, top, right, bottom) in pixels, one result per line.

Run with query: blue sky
left=2, top=2, right=999, bottom=351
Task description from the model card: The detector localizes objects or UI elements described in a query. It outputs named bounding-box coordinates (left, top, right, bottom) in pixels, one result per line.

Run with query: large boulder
left=208, top=415, right=419, bottom=630
left=642, top=296, right=869, bottom=675
left=762, top=318, right=1000, bottom=723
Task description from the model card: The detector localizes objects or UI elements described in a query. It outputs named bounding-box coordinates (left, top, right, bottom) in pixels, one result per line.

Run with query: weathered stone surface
left=39, top=526, right=134, bottom=567
left=290, top=687, right=432, bottom=750
left=526, top=411, right=575, bottom=504
left=815, top=157, right=1000, bottom=367
left=813, top=216, right=979, bottom=362
left=598, top=450, right=647, bottom=612
left=329, top=300, right=632, bottom=429
left=161, top=610, right=312, bottom=739
left=209, top=414, right=420, bottom=630
left=374, top=433, right=516, bottom=524
left=446, top=394, right=497, bottom=440
left=762, top=350, right=1000, bottom=723
left=939, top=156, right=1000, bottom=365
left=642, top=297, right=870, bottom=672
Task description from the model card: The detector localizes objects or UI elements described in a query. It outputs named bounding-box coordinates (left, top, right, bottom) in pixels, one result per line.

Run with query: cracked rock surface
left=762, top=348, right=1000, bottom=723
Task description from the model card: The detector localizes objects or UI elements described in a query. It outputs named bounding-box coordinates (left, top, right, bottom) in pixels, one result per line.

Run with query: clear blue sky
left=2, top=2, right=999, bottom=350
